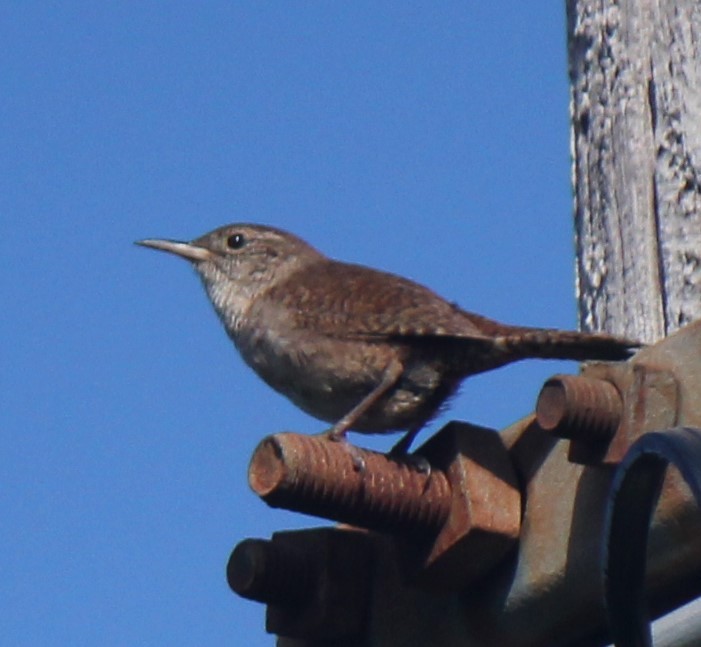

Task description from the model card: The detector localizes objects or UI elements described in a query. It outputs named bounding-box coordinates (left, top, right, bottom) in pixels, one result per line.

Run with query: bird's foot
left=388, top=430, right=431, bottom=475
left=324, top=427, right=366, bottom=472
left=389, top=449, right=431, bottom=475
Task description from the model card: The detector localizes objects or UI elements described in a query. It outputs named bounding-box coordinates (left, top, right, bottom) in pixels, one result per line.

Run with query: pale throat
left=199, top=270, right=253, bottom=334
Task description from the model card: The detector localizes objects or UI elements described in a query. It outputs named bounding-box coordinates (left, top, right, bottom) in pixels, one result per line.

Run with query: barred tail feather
left=492, top=330, right=639, bottom=362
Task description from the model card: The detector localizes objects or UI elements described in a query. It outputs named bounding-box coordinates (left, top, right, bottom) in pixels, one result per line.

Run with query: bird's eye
left=226, top=233, right=246, bottom=250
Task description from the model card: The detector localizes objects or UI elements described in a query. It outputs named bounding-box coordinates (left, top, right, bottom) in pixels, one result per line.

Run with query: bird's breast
left=233, top=325, right=395, bottom=422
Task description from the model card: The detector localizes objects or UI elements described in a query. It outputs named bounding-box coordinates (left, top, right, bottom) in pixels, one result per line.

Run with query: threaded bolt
left=536, top=374, right=623, bottom=442
left=227, top=538, right=316, bottom=604
left=248, top=433, right=452, bottom=534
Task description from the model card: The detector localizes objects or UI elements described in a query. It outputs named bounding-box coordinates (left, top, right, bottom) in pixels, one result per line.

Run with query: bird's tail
left=491, top=329, right=640, bottom=362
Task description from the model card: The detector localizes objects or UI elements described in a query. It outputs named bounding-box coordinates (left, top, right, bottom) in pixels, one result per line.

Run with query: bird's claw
left=324, top=428, right=366, bottom=472
left=406, top=453, right=431, bottom=475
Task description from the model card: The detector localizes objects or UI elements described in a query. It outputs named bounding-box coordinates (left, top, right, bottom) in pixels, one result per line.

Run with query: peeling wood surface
left=569, top=0, right=701, bottom=342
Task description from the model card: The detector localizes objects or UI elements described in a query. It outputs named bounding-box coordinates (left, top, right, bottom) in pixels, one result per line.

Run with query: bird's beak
left=135, top=238, right=214, bottom=262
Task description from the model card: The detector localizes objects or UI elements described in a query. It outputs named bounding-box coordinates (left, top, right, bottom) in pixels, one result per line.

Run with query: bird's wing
left=261, top=261, right=639, bottom=363
left=266, top=260, right=499, bottom=342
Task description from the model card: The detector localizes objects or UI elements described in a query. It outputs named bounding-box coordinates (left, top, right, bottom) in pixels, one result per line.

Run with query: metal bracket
left=604, top=427, right=701, bottom=647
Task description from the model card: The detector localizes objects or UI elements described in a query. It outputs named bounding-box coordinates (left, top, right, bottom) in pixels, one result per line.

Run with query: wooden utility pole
left=569, top=0, right=701, bottom=343
left=567, top=2, right=701, bottom=644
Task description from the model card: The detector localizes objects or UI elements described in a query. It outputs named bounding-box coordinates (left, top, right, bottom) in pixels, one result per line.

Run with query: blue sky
left=3, top=4, right=577, bottom=645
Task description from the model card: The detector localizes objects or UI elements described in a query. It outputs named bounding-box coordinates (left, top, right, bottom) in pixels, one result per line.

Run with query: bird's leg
left=326, top=359, right=403, bottom=471
left=389, top=424, right=431, bottom=475
left=326, top=358, right=404, bottom=441
left=388, top=425, right=422, bottom=456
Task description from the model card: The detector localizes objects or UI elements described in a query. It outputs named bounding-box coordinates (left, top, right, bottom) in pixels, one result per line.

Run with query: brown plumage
left=137, top=224, right=639, bottom=453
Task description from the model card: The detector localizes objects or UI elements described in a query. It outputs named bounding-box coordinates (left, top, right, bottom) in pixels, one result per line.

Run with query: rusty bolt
left=228, top=528, right=372, bottom=641
left=227, top=538, right=315, bottom=604
left=249, top=432, right=452, bottom=534
left=536, top=374, right=623, bottom=443
left=249, top=424, right=521, bottom=589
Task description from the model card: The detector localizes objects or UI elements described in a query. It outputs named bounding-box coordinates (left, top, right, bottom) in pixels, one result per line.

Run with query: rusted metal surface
left=399, top=422, right=521, bottom=590
left=400, top=422, right=521, bottom=589
left=536, top=314, right=699, bottom=466
left=249, top=432, right=451, bottom=534
left=248, top=423, right=520, bottom=589
left=561, top=318, right=701, bottom=465
left=227, top=537, right=316, bottom=604
left=464, top=321, right=701, bottom=646
left=536, top=374, right=622, bottom=443
left=604, top=428, right=701, bottom=647
left=228, top=528, right=372, bottom=642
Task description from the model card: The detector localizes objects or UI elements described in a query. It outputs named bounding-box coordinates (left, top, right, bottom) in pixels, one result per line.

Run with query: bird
left=136, top=223, right=638, bottom=456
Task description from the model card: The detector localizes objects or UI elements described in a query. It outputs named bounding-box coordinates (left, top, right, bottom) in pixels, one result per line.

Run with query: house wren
left=136, top=224, right=637, bottom=454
